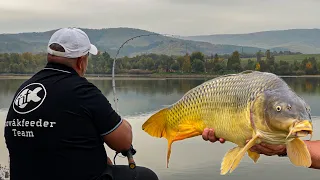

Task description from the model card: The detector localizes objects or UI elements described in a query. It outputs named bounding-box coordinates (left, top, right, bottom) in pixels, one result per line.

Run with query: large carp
left=142, top=70, right=313, bottom=175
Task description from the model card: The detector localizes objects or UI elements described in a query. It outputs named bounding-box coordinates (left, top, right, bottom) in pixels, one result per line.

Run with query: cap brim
left=89, top=44, right=98, bottom=55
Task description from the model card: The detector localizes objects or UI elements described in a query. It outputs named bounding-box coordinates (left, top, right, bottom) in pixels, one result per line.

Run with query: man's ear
left=76, top=57, right=83, bottom=70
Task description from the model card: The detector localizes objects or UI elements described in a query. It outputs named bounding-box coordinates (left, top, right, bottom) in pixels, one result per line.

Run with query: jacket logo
left=13, top=83, right=47, bottom=114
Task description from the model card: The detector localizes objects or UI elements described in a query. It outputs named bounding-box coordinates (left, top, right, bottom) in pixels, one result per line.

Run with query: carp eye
left=276, top=106, right=282, bottom=112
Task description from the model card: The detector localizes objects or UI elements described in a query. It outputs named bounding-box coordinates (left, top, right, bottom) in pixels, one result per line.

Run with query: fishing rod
left=111, top=32, right=183, bottom=168
left=111, top=33, right=161, bottom=169
left=113, top=145, right=137, bottom=169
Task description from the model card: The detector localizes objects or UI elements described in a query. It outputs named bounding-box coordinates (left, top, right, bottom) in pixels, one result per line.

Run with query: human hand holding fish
left=203, top=128, right=320, bottom=169
left=202, top=128, right=287, bottom=156
left=249, top=139, right=320, bottom=169
left=248, top=140, right=286, bottom=156
left=202, top=128, right=225, bottom=144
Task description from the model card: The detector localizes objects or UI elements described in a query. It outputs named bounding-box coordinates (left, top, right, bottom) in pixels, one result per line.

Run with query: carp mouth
left=286, top=120, right=313, bottom=139
left=291, top=130, right=313, bottom=137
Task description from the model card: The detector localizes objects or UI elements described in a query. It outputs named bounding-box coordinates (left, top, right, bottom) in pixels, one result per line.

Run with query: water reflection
left=1, top=77, right=320, bottom=180
left=92, top=78, right=204, bottom=95
left=283, top=77, right=320, bottom=94
left=1, top=77, right=320, bottom=116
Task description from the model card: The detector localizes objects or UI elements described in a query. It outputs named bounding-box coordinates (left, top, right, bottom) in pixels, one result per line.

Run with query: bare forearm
left=114, top=119, right=132, bottom=151
left=122, top=119, right=133, bottom=145
left=304, top=140, right=320, bottom=169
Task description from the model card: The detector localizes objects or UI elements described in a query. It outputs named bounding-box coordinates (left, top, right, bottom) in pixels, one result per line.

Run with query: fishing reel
left=113, top=144, right=137, bottom=169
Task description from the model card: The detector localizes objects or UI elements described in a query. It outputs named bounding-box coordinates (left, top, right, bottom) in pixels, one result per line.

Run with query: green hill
left=0, top=27, right=287, bottom=57
left=180, top=29, right=320, bottom=54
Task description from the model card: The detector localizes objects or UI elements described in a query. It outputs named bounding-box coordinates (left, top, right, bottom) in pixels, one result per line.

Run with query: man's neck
left=47, top=55, right=82, bottom=76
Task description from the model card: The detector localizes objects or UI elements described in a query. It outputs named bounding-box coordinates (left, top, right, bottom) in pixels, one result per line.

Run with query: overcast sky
left=1, top=0, right=320, bottom=36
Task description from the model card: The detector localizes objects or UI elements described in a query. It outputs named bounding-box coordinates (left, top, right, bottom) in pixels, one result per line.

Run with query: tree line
left=0, top=50, right=317, bottom=76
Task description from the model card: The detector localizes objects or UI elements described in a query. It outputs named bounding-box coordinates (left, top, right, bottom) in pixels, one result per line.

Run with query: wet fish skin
left=142, top=70, right=313, bottom=175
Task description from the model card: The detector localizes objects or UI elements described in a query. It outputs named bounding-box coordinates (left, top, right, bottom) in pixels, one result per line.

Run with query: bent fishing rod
left=111, top=33, right=161, bottom=169
left=112, top=33, right=163, bottom=112
left=111, top=32, right=182, bottom=169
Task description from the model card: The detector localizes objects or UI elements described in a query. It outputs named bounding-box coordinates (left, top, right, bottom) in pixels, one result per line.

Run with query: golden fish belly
left=167, top=93, right=253, bottom=146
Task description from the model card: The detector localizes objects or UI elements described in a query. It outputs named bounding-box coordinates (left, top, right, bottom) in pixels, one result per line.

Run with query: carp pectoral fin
left=220, top=147, right=242, bottom=175
left=229, top=135, right=260, bottom=173
left=247, top=150, right=260, bottom=163
left=287, top=138, right=312, bottom=167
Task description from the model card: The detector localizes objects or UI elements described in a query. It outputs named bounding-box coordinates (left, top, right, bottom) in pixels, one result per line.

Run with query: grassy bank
left=241, top=54, right=320, bottom=65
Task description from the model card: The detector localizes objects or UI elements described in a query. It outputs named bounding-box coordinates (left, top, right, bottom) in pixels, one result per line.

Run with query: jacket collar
left=44, top=62, right=78, bottom=75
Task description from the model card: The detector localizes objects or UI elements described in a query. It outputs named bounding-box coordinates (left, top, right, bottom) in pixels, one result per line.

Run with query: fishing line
left=113, top=152, right=126, bottom=165
left=111, top=33, right=185, bottom=111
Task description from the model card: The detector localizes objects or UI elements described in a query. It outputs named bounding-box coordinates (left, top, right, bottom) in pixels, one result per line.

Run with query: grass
left=241, top=54, right=320, bottom=65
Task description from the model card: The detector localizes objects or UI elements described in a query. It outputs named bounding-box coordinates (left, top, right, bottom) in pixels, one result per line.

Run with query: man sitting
left=4, top=27, right=159, bottom=180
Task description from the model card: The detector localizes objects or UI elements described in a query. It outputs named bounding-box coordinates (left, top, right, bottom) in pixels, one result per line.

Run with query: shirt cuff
left=100, top=118, right=123, bottom=136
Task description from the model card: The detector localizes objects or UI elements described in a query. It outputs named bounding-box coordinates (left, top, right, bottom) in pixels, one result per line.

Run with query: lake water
left=0, top=76, right=319, bottom=180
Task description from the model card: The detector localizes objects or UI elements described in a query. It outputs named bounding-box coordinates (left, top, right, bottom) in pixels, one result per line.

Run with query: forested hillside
left=0, top=28, right=288, bottom=57
left=181, top=29, right=320, bottom=54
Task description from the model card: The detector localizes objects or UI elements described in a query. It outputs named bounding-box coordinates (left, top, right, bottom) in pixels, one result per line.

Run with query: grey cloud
left=160, top=0, right=247, bottom=5
left=1, top=0, right=320, bottom=36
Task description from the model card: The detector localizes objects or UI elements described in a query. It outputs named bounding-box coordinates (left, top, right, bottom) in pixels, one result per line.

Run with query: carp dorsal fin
left=240, top=70, right=255, bottom=74
left=207, top=70, right=256, bottom=82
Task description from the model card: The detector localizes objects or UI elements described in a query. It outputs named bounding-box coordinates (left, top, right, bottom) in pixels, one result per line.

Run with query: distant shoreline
left=0, top=73, right=219, bottom=80
left=2, top=73, right=320, bottom=80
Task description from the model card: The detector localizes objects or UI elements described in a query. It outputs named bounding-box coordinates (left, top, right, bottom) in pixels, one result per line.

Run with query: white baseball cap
left=47, top=27, right=98, bottom=58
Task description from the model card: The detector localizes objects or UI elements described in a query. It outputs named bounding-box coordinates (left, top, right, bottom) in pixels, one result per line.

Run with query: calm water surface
left=0, top=77, right=320, bottom=179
